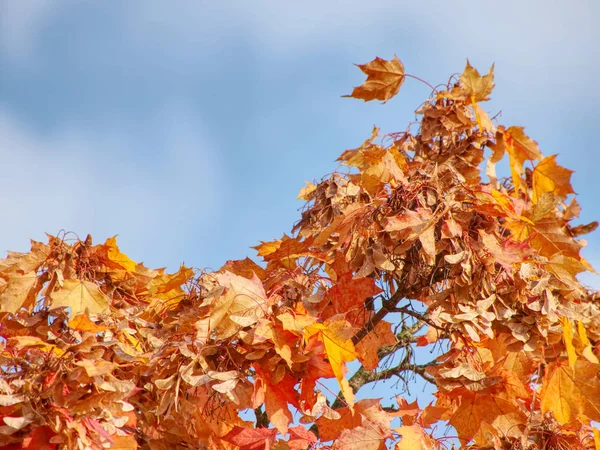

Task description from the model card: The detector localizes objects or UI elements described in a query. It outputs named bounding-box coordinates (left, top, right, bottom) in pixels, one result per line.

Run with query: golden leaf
left=532, top=155, right=574, bottom=204
left=540, top=360, right=600, bottom=424
left=395, top=425, right=437, bottom=450
left=561, top=317, right=577, bottom=370
left=345, top=56, right=405, bottom=103
left=460, top=60, right=495, bottom=102
left=305, top=318, right=357, bottom=409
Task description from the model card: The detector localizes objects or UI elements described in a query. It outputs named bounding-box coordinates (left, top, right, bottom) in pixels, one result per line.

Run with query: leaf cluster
left=1, top=56, right=599, bottom=450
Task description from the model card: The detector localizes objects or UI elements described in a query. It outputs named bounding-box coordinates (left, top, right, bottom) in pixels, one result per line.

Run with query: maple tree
left=1, top=55, right=599, bottom=450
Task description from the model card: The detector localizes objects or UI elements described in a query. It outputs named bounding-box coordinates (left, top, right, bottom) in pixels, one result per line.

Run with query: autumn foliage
left=1, top=55, right=599, bottom=450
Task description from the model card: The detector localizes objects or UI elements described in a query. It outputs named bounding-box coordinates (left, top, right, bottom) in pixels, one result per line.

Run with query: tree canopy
left=1, top=55, right=599, bottom=450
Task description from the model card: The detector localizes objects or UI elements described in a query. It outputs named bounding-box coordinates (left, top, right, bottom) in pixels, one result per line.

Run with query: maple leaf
left=288, top=426, right=317, bottom=450
left=395, top=425, right=438, bottom=450
left=561, top=317, right=577, bottom=369
left=497, top=126, right=543, bottom=191
left=540, top=360, right=600, bottom=424
left=355, top=320, right=397, bottom=370
left=220, top=257, right=267, bottom=280
left=459, top=60, right=495, bottom=102
left=532, top=155, right=575, bottom=204
left=102, top=236, right=138, bottom=272
left=254, top=367, right=297, bottom=434
left=333, top=425, right=388, bottom=450
left=50, top=279, right=109, bottom=316
left=305, top=318, right=357, bottom=409
left=326, top=272, right=382, bottom=325
left=221, top=426, right=277, bottom=450
left=68, top=313, right=108, bottom=332
left=346, top=56, right=405, bottom=103
left=448, top=388, right=526, bottom=444
left=196, top=272, right=268, bottom=340
left=316, top=398, right=389, bottom=442
left=0, top=271, right=39, bottom=313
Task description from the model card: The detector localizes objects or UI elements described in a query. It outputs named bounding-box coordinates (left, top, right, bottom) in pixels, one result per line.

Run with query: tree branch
left=352, top=289, right=404, bottom=345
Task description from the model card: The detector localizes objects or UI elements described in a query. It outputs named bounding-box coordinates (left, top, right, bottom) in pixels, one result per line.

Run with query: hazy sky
left=1, top=0, right=599, bottom=410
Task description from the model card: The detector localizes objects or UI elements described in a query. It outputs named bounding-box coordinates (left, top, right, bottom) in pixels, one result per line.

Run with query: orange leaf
left=326, top=273, right=382, bottom=324
left=448, top=389, right=525, bottom=444
left=346, top=56, right=405, bottom=103
left=221, top=426, right=277, bottom=450
left=68, top=313, right=108, bottom=332
left=333, top=425, right=388, bottom=450
left=355, top=320, right=396, bottom=370
left=108, top=434, right=138, bottom=449
left=288, top=426, right=317, bottom=450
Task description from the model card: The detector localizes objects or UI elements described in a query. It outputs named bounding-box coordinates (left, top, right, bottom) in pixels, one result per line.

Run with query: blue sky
left=1, top=0, right=599, bottom=411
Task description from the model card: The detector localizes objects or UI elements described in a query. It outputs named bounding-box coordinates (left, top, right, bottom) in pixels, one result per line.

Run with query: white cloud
left=0, top=105, right=224, bottom=268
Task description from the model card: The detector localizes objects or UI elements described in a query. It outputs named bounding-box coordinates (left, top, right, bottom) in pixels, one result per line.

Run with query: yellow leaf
left=561, top=317, right=577, bottom=370
left=578, top=321, right=600, bottom=364
left=345, top=55, right=405, bottom=103
left=253, top=239, right=282, bottom=257
left=532, top=155, right=574, bottom=204
left=460, top=60, right=495, bottom=102
left=0, top=271, right=38, bottom=313
left=50, top=279, right=109, bottom=316
left=540, top=360, right=600, bottom=424
left=297, top=181, right=317, bottom=200
left=305, top=318, right=357, bottom=409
